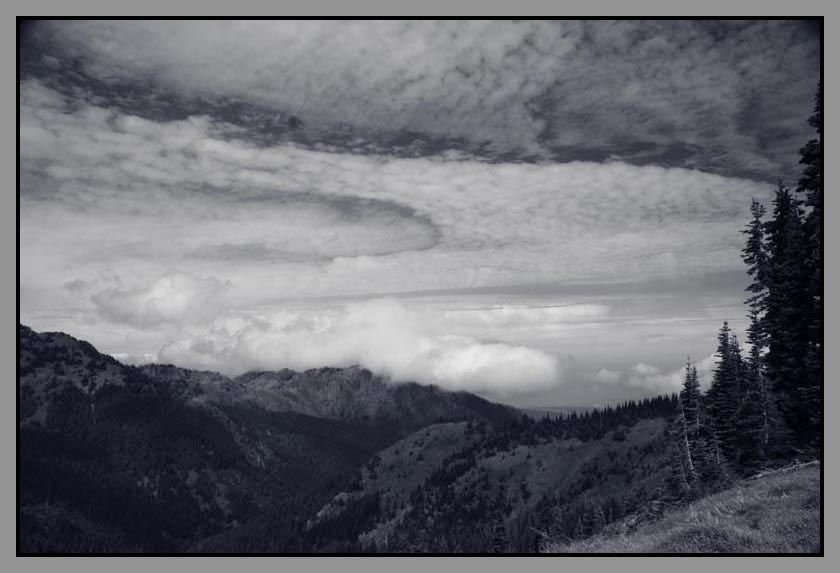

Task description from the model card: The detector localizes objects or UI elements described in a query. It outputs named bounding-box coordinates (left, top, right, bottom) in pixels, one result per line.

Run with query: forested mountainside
left=17, top=324, right=518, bottom=553
left=304, top=397, right=677, bottom=552
left=139, top=364, right=516, bottom=433
left=17, top=319, right=820, bottom=553
left=18, top=324, right=682, bottom=553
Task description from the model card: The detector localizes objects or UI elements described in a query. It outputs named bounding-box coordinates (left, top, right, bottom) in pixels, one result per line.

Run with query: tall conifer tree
left=764, top=183, right=815, bottom=452
left=706, top=322, right=740, bottom=468
left=796, top=83, right=823, bottom=453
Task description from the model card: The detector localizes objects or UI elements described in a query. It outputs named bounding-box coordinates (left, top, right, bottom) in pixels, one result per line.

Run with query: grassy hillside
left=542, top=462, right=821, bottom=554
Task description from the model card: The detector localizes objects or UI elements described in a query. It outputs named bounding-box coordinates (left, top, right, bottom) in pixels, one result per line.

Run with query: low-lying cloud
left=627, top=354, right=718, bottom=392
left=157, top=299, right=562, bottom=397
left=591, top=353, right=719, bottom=394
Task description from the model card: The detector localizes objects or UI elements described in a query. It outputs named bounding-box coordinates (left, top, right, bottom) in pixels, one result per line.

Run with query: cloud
left=157, top=299, right=562, bottom=397
left=110, top=352, right=158, bottom=366
left=30, top=20, right=819, bottom=177
left=17, top=21, right=812, bottom=405
left=443, top=304, right=609, bottom=328
left=626, top=353, right=718, bottom=393
left=19, top=79, right=774, bottom=307
left=594, top=368, right=621, bottom=384
left=18, top=79, right=772, bottom=391
left=92, top=272, right=230, bottom=328
left=36, top=20, right=579, bottom=156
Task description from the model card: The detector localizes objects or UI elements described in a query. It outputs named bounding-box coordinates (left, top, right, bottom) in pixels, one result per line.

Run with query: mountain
left=139, top=364, right=518, bottom=434
left=17, top=324, right=819, bottom=554
left=17, top=324, right=518, bottom=553
left=23, top=325, right=738, bottom=554
left=301, top=401, right=679, bottom=553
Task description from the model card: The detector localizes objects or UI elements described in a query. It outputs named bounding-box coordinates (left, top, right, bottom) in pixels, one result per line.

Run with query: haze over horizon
left=19, top=20, right=820, bottom=407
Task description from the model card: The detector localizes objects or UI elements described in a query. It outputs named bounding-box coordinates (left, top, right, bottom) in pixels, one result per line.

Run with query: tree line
left=668, top=84, right=822, bottom=499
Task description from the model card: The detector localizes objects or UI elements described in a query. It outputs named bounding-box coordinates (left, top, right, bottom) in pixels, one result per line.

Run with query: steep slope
left=305, top=421, right=483, bottom=550
left=19, top=325, right=135, bottom=426
left=305, top=414, right=674, bottom=552
left=17, top=326, right=384, bottom=552
left=18, top=324, right=519, bottom=553
left=542, top=462, right=821, bottom=554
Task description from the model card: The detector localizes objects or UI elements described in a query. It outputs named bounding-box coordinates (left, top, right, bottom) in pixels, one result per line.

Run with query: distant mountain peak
left=19, top=325, right=518, bottom=432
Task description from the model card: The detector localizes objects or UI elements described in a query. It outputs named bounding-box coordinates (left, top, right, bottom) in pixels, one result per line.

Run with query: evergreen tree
left=745, top=305, right=772, bottom=454
left=741, top=196, right=771, bottom=443
left=743, top=199, right=770, bottom=305
left=735, top=334, right=767, bottom=472
left=796, top=83, right=823, bottom=454
left=672, top=359, right=701, bottom=490
left=763, top=183, right=816, bottom=453
left=706, top=322, right=740, bottom=468
left=799, top=83, right=822, bottom=226
left=739, top=201, right=774, bottom=461
left=680, top=359, right=702, bottom=434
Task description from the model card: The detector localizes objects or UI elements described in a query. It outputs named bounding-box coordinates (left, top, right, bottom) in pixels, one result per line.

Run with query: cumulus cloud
left=157, top=299, right=562, bottom=397
left=626, top=353, right=718, bottom=393
left=92, top=272, right=230, bottom=328
left=594, top=368, right=622, bottom=384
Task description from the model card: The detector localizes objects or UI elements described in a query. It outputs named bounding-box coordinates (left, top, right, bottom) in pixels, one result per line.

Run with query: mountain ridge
left=19, top=323, right=520, bottom=432
left=18, top=323, right=524, bottom=552
left=17, top=324, right=700, bottom=554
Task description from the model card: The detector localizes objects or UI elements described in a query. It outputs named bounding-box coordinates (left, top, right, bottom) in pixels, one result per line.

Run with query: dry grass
left=543, top=462, right=821, bottom=554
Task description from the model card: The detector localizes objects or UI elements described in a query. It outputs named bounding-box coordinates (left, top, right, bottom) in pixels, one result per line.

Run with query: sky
left=18, top=20, right=821, bottom=407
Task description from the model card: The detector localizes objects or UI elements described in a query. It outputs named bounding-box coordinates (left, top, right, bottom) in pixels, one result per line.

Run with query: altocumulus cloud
left=32, top=20, right=819, bottom=177
left=18, top=21, right=818, bottom=401
left=19, top=78, right=772, bottom=397
left=20, top=77, right=774, bottom=302
left=157, top=299, right=562, bottom=397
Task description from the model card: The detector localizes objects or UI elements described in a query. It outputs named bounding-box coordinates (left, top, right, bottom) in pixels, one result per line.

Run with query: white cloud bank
left=157, top=299, right=562, bottom=397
